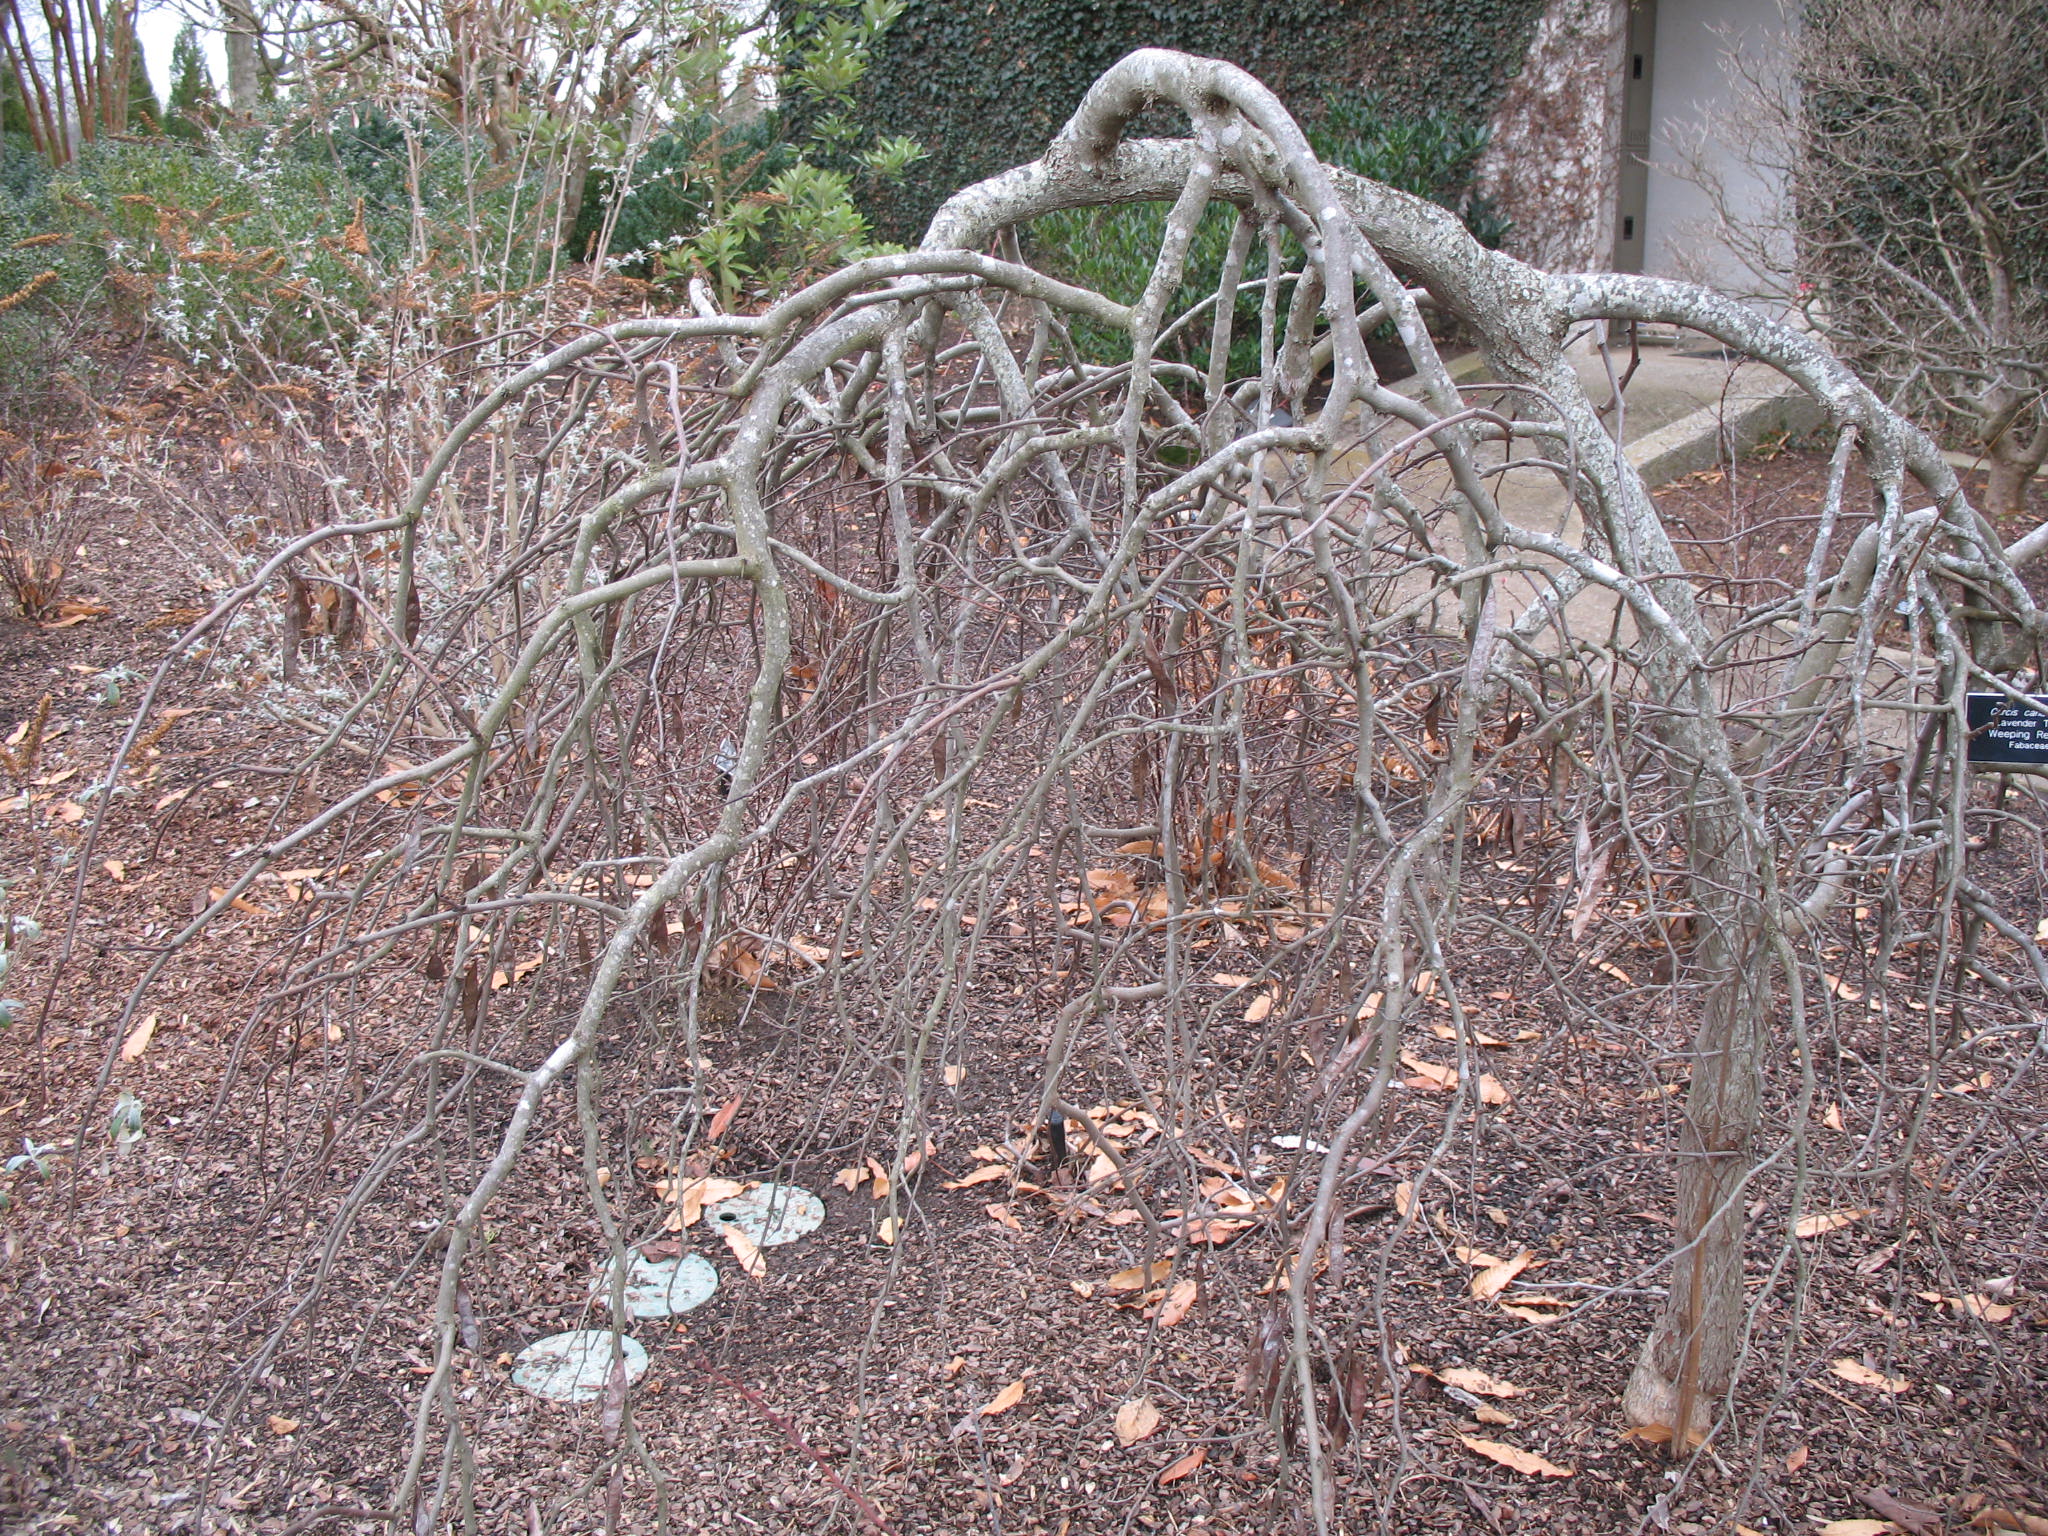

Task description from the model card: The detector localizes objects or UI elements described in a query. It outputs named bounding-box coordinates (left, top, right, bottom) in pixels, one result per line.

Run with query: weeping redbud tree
left=77, top=46, right=2048, bottom=1531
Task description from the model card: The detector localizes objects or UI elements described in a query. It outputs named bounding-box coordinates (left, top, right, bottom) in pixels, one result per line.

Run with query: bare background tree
left=1675, top=0, right=2048, bottom=521
left=0, top=0, right=151, bottom=162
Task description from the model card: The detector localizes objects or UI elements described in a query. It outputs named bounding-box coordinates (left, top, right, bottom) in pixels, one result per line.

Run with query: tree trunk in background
left=220, top=0, right=258, bottom=112
left=1986, top=423, right=2046, bottom=520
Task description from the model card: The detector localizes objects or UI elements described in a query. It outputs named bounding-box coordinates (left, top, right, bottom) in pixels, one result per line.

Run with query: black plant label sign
left=1967, top=693, right=2048, bottom=767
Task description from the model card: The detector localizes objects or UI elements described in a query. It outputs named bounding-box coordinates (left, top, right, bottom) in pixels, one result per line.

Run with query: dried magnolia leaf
left=1477, top=1073, right=1510, bottom=1106
left=1243, top=991, right=1275, bottom=1023
left=1961, top=1294, right=2015, bottom=1323
left=1471, top=1251, right=1535, bottom=1301
left=874, top=1216, right=900, bottom=1245
left=1399, top=1052, right=1457, bottom=1091
left=833, top=1166, right=865, bottom=1192
left=1474, top=1402, right=1516, bottom=1426
left=1795, top=1208, right=1870, bottom=1239
left=1156, top=1278, right=1197, bottom=1326
left=720, top=1223, right=766, bottom=1279
left=1157, top=1446, right=1206, bottom=1484
left=675, top=1176, right=748, bottom=1228
left=980, top=1378, right=1027, bottom=1417
left=1392, top=1181, right=1417, bottom=1219
left=1972, top=1509, right=2048, bottom=1535
left=942, top=1063, right=967, bottom=1086
left=1109, top=1260, right=1174, bottom=1292
left=1786, top=1443, right=1810, bottom=1474
left=1816, top=1522, right=1896, bottom=1536
left=1437, top=1366, right=1521, bottom=1398
left=986, top=1202, right=1023, bottom=1233
left=1431, top=1022, right=1510, bottom=1047
left=267, top=1414, right=299, bottom=1436
left=1831, top=1359, right=1909, bottom=1394
left=120, top=1012, right=158, bottom=1063
left=209, top=886, right=275, bottom=917
left=942, top=1163, right=1011, bottom=1190
left=707, top=1093, right=742, bottom=1141
left=1459, top=1435, right=1572, bottom=1477
left=1113, top=1397, right=1162, bottom=1446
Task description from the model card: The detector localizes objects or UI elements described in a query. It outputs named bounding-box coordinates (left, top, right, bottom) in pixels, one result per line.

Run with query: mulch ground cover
left=1, top=404, right=2045, bottom=1536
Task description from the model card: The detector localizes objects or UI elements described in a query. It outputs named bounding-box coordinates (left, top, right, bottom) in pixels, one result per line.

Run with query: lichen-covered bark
left=923, top=47, right=2039, bottom=1446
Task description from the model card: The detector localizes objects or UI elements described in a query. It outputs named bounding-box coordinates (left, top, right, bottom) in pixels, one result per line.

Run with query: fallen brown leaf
left=1156, top=1278, right=1197, bottom=1326
left=720, top=1224, right=765, bottom=1279
left=671, top=1175, right=748, bottom=1228
left=1113, top=1397, right=1161, bottom=1446
left=980, top=1379, right=1027, bottom=1417
left=707, top=1093, right=742, bottom=1141
left=1795, top=1208, right=1870, bottom=1239
left=1831, top=1359, right=1909, bottom=1394
left=942, top=1163, right=1011, bottom=1190
left=1437, top=1366, right=1521, bottom=1398
left=1157, top=1446, right=1206, bottom=1484
left=208, top=886, right=275, bottom=917
left=1108, top=1260, right=1174, bottom=1292
left=1458, top=1435, right=1572, bottom=1477
left=1972, top=1508, right=2048, bottom=1535
left=1471, top=1251, right=1534, bottom=1301
left=119, top=1012, right=157, bottom=1063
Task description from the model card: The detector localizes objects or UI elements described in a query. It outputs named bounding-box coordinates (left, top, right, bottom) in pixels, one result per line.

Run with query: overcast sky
left=134, top=4, right=227, bottom=105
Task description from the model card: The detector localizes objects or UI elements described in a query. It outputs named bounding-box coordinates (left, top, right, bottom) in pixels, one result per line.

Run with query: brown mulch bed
left=1, top=409, right=2046, bottom=1536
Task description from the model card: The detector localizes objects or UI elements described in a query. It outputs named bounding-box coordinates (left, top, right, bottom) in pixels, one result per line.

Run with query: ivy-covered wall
left=840, top=0, right=1550, bottom=241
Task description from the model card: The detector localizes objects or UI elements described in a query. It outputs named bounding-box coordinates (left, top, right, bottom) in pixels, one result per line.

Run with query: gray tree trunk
left=219, top=0, right=259, bottom=113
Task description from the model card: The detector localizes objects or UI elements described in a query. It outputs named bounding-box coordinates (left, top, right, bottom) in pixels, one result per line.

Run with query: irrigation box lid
left=1967, top=693, right=2048, bottom=769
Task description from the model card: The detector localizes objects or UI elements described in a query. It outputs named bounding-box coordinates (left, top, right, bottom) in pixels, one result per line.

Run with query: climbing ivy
left=806, top=0, right=1547, bottom=241
left=1030, top=85, right=1512, bottom=381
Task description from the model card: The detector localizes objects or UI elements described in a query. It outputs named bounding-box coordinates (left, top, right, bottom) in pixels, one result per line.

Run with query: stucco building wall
left=1479, top=0, right=1797, bottom=289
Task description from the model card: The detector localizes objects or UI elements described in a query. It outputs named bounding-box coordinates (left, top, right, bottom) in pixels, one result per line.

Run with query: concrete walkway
left=1436, top=336, right=1825, bottom=492
left=1359, top=338, right=1826, bottom=651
